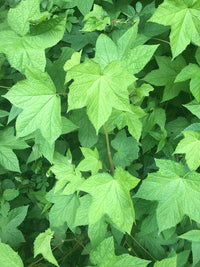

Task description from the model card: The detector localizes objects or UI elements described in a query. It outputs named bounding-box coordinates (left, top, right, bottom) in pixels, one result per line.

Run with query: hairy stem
left=103, top=122, right=115, bottom=176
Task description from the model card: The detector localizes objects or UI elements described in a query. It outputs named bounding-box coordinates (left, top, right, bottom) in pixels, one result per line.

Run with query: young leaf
left=174, top=131, right=200, bottom=170
left=77, top=147, right=102, bottom=175
left=89, top=236, right=150, bottom=267
left=34, top=228, right=59, bottom=267
left=0, top=241, right=24, bottom=267
left=149, top=0, right=200, bottom=58
left=4, top=68, right=62, bottom=144
left=136, top=159, right=200, bottom=232
left=111, top=130, right=139, bottom=168
left=79, top=167, right=140, bottom=233
left=67, top=59, right=134, bottom=133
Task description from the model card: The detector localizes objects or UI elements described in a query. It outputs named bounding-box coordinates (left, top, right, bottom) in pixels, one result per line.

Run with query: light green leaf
left=149, top=0, right=200, bottom=58
left=179, top=230, right=200, bottom=242
left=136, top=159, right=200, bottom=232
left=47, top=193, right=80, bottom=232
left=82, top=4, right=110, bottom=32
left=79, top=167, right=140, bottom=233
left=4, top=68, right=62, bottom=144
left=77, top=147, right=102, bottom=175
left=175, top=63, right=200, bottom=102
left=144, top=56, right=187, bottom=101
left=0, top=110, right=9, bottom=118
left=88, top=218, right=108, bottom=248
left=34, top=228, right=59, bottom=267
left=77, top=0, right=94, bottom=15
left=0, top=9, right=66, bottom=72
left=0, top=242, right=23, bottom=267
left=122, top=44, right=159, bottom=74
left=67, top=59, right=134, bottom=133
left=184, top=100, right=200, bottom=119
left=90, top=236, right=150, bottom=267
left=50, top=152, right=84, bottom=194
left=107, top=106, right=145, bottom=141
left=154, top=256, right=177, bottom=267
left=7, top=0, right=41, bottom=36
left=111, top=130, right=139, bottom=168
left=0, top=127, right=28, bottom=172
left=174, top=131, right=200, bottom=170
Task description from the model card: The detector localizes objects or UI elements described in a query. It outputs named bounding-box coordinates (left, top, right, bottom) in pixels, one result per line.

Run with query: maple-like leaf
left=34, top=229, right=58, bottom=267
left=174, top=131, right=200, bottom=170
left=143, top=56, right=187, bottom=102
left=67, top=59, right=134, bottom=132
left=136, top=159, right=200, bottom=232
left=149, top=0, right=200, bottom=58
left=0, top=127, right=28, bottom=172
left=0, top=0, right=66, bottom=72
left=77, top=147, right=102, bottom=175
left=175, top=63, right=200, bottom=102
left=79, top=167, right=140, bottom=233
left=111, top=130, right=139, bottom=168
left=4, top=68, right=62, bottom=144
left=89, top=236, right=150, bottom=267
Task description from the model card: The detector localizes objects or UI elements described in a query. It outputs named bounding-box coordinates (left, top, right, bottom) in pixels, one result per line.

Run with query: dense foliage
left=1, top=0, right=200, bottom=266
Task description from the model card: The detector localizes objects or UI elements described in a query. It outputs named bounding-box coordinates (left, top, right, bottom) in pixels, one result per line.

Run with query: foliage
left=1, top=0, right=200, bottom=266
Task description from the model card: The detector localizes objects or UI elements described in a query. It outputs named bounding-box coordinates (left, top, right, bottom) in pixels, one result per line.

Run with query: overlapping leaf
left=67, top=59, right=134, bottom=132
left=136, top=159, right=200, bottom=232
left=0, top=0, right=66, bottom=72
left=4, top=68, right=62, bottom=144
left=79, top=167, right=139, bottom=233
left=149, top=0, right=200, bottom=58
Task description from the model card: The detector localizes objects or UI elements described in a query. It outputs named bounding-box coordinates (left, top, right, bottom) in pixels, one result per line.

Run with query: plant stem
left=56, top=92, right=68, bottom=96
left=151, top=37, right=170, bottom=44
left=103, top=122, right=115, bottom=176
left=0, top=85, right=11, bottom=89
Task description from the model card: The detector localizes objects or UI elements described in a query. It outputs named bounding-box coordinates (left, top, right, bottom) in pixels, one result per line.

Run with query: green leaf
left=50, top=152, right=84, bottom=194
left=136, top=159, right=200, bottom=232
left=174, top=131, right=200, bottom=170
left=88, top=218, right=108, bottom=248
left=143, top=56, right=187, bottom=102
left=175, top=63, right=200, bottom=102
left=0, top=206, right=29, bottom=247
left=90, top=236, right=150, bottom=267
left=77, top=0, right=94, bottom=15
left=3, top=189, right=19, bottom=201
left=149, top=0, right=200, bottom=58
left=79, top=167, right=140, bottom=233
left=111, top=130, right=139, bottom=168
left=0, top=127, right=28, bottom=172
left=67, top=59, right=134, bottom=133
left=7, top=0, right=42, bottom=36
left=179, top=230, right=200, bottom=242
left=107, top=106, right=145, bottom=141
left=61, top=116, right=79, bottom=135
left=34, top=228, right=59, bottom=267
left=4, top=68, right=62, bottom=144
left=82, top=4, right=110, bottom=32
left=47, top=192, right=80, bottom=232
left=0, top=241, right=23, bottom=267
left=69, top=109, right=98, bottom=147
left=0, top=6, right=66, bottom=72
left=77, top=147, right=102, bottom=175
left=154, top=256, right=177, bottom=267
left=184, top=100, right=200, bottom=119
